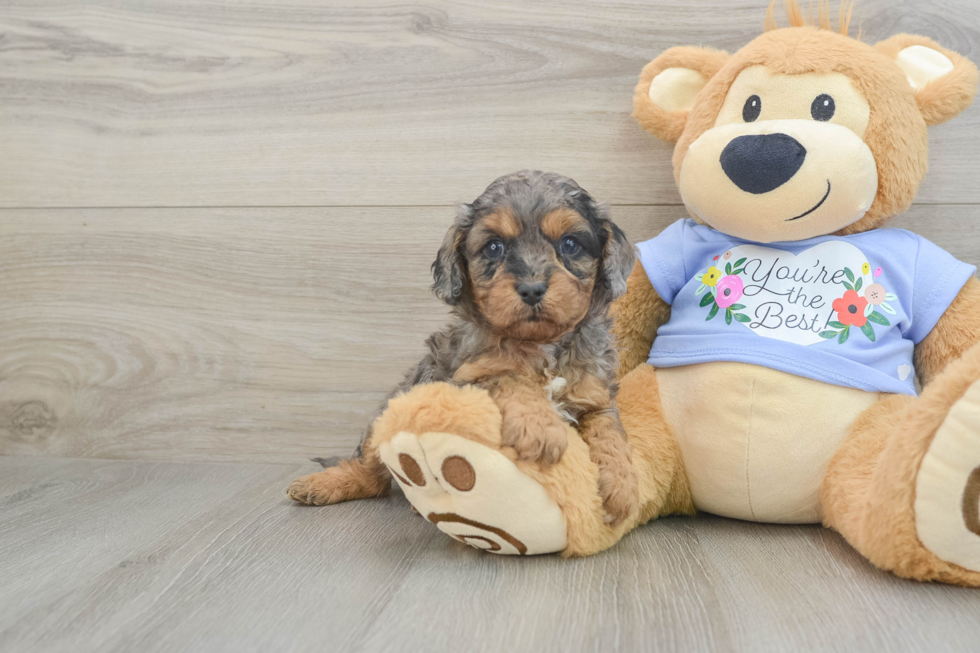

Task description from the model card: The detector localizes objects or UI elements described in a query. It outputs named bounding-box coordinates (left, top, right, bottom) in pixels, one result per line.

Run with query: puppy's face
left=465, top=207, right=599, bottom=342
left=432, top=172, right=635, bottom=344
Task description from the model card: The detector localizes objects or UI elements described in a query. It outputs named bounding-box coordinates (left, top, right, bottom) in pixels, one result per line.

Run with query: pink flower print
left=715, top=275, right=744, bottom=308
left=873, top=266, right=882, bottom=278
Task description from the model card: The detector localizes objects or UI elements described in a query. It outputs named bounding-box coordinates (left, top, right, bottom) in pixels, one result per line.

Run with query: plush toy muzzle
left=679, top=117, right=878, bottom=242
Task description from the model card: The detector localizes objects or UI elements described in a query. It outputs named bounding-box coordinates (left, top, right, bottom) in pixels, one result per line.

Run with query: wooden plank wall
left=2, top=0, right=978, bottom=463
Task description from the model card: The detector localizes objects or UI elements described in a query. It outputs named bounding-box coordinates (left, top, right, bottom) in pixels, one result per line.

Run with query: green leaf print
left=819, top=331, right=839, bottom=339
left=732, top=268, right=745, bottom=275
left=733, top=257, right=747, bottom=269
left=706, top=303, right=719, bottom=321
left=732, top=313, right=751, bottom=323
left=860, top=322, right=876, bottom=342
left=844, top=267, right=855, bottom=283
left=867, top=311, right=891, bottom=326
left=842, top=281, right=854, bottom=291
left=729, top=304, right=746, bottom=311
left=700, top=292, right=715, bottom=308
left=725, top=262, right=733, bottom=275
left=854, top=277, right=863, bottom=292
left=838, top=326, right=850, bottom=344
left=828, top=321, right=846, bottom=329
left=725, top=309, right=733, bottom=325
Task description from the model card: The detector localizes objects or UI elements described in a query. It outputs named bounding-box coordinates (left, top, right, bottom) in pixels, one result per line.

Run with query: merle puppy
left=288, top=171, right=639, bottom=524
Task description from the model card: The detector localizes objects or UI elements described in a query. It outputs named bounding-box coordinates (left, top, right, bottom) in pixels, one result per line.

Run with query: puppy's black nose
left=516, top=282, right=547, bottom=306
left=720, top=133, right=806, bottom=194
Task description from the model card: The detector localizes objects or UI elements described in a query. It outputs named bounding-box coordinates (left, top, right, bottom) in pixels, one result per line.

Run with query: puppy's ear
left=633, top=46, right=729, bottom=143
left=874, top=34, right=979, bottom=125
left=431, top=204, right=472, bottom=305
left=596, top=205, right=635, bottom=301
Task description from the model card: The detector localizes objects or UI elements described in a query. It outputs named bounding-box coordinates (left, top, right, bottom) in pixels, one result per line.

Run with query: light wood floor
left=2, top=1, right=979, bottom=651
left=3, top=456, right=980, bottom=653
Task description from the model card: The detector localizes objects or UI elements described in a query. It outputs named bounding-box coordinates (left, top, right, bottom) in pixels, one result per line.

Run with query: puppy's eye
left=811, top=94, right=835, bottom=121
left=742, top=95, right=761, bottom=122
left=483, top=239, right=505, bottom=259
left=559, top=236, right=582, bottom=256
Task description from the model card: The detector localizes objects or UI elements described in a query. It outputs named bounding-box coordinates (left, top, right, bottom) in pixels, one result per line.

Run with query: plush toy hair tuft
left=765, top=0, right=858, bottom=39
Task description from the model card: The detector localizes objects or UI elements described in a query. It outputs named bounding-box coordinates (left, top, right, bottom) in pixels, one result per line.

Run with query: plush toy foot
left=915, top=377, right=980, bottom=573
left=378, top=430, right=567, bottom=554
left=372, top=383, right=568, bottom=555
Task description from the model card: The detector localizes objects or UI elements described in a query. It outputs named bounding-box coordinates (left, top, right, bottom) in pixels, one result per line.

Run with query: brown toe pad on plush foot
left=916, top=378, right=980, bottom=572
left=378, top=430, right=567, bottom=555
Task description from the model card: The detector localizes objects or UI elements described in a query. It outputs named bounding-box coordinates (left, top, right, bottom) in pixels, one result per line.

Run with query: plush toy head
left=633, top=0, right=978, bottom=243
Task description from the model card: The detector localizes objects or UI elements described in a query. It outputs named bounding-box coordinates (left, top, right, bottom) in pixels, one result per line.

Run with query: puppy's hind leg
left=287, top=442, right=391, bottom=506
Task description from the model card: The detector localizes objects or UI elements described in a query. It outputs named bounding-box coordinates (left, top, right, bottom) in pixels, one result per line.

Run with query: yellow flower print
left=861, top=262, right=871, bottom=275
left=704, top=266, right=722, bottom=286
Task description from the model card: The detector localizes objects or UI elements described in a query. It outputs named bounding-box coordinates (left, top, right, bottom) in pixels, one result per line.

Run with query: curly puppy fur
left=287, top=171, right=640, bottom=524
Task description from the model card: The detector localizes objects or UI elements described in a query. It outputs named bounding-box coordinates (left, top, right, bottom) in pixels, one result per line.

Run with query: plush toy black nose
left=516, top=282, right=547, bottom=305
left=719, top=133, right=807, bottom=194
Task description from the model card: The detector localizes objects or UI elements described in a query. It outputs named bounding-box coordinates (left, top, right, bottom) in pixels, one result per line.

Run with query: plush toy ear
left=874, top=34, right=979, bottom=126
left=633, top=46, right=730, bottom=143
left=431, top=205, right=472, bottom=305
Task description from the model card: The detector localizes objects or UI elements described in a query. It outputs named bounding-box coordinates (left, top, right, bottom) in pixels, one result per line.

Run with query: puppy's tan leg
left=493, top=377, right=569, bottom=464
left=578, top=410, right=639, bottom=527
left=287, top=440, right=391, bottom=505
left=564, top=373, right=639, bottom=526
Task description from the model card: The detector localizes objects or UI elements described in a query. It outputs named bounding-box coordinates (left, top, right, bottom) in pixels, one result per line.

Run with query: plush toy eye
left=483, top=239, right=505, bottom=259
left=811, top=94, right=836, bottom=121
left=742, top=95, right=761, bottom=122
left=559, top=236, right=582, bottom=256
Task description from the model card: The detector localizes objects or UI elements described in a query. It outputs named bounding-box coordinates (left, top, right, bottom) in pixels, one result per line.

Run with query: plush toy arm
left=610, top=262, right=671, bottom=380
left=913, top=277, right=980, bottom=386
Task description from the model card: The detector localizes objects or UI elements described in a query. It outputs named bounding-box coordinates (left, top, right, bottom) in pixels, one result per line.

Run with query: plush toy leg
left=370, top=364, right=693, bottom=557
left=822, top=344, right=980, bottom=586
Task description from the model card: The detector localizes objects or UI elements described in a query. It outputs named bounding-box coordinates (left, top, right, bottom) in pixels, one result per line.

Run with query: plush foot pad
left=915, top=378, right=980, bottom=572
left=377, top=430, right=567, bottom=555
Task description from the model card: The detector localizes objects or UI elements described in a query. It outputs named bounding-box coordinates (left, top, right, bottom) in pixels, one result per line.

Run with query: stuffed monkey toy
left=339, top=2, right=980, bottom=585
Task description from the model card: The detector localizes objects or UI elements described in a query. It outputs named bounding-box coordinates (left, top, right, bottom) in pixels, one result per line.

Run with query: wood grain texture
left=0, top=0, right=978, bottom=207
left=2, top=2, right=980, bottom=649
left=2, top=204, right=978, bottom=463
left=1, top=456, right=978, bottom=653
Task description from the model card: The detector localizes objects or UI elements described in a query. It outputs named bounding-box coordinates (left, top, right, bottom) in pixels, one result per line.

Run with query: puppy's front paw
left=502, top=412, right=569, bottom=465
left=597, top=461, right=639, bottom=527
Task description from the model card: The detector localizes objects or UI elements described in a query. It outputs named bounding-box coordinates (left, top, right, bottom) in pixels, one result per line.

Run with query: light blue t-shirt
left=636, top=219, right=976, bottom=395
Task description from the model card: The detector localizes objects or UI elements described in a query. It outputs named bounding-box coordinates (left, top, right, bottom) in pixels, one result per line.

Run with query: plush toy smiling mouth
left=786, top=179, right=831, bottom=221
